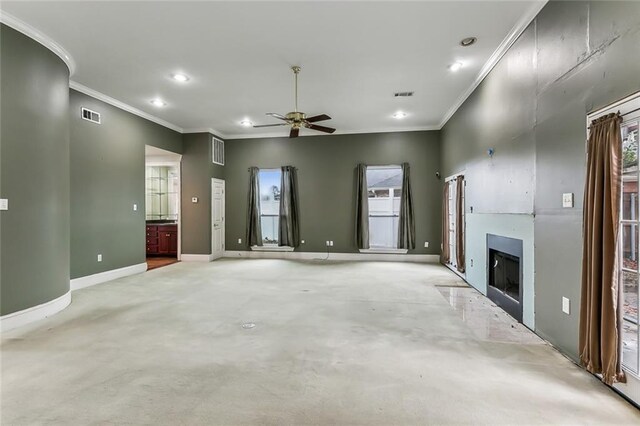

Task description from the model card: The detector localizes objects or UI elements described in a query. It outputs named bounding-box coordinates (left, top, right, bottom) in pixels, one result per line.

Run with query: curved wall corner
left=0, top=24, right=71, bottom=322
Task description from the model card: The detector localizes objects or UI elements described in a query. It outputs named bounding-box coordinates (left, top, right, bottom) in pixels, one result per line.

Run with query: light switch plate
left=97, top=254, right=103, bottom=262
left=0, top=199, right=7, bottom=211
left=562, top=193, right=574, bottom=208
left=424, top=241, right=429, bottom=248
left=237, top=238, right=242, bottom=244
left=301, top=240, right=305, bottom=244
left=562, top=297, right=570, bottom=315
left=192, top=197, right=199, bottom=203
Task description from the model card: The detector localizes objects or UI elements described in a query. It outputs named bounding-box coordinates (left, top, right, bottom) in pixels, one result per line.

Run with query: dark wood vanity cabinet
left=146, top=224, right=177, bottom=256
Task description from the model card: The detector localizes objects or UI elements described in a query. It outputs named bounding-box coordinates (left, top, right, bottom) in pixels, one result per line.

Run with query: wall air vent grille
left=212, top=137, right=225, bottom=166
left=81, top=107, right=101, bottom=124
left=394, top=92, right=414, bottom=97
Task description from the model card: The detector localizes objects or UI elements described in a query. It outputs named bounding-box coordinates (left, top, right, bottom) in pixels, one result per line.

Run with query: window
left=259, top=169, right=281, bottom=245
left=620, top=114, right=640, bottom=376
left=367, top=166, right=402, bottom=249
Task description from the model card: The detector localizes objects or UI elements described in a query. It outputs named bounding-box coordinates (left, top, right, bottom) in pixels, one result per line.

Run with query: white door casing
left=211, top=178, right=225, bottom=259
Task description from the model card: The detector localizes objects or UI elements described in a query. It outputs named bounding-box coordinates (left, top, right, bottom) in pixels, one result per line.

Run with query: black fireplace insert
left=486, top=234, right=523, bottom=322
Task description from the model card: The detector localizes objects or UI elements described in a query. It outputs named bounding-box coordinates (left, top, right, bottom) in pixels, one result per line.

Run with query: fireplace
left=487, top=234, right=523, bottom=322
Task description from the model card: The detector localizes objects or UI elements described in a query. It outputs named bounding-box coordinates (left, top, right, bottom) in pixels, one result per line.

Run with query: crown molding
left=70, top=81, right=184, bottom=133
left=0, top=10, right=76, bottom=75
left=438, top=0, right=548, bottom=129
left=225, top=124, right=441, bottom=140
left=183, top=127, right=227, bottom=138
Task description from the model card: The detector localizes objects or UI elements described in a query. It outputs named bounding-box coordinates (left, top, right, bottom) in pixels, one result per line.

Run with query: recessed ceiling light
left=150, top=99, right=166, bottom=107
left=393, top=111, right=407, bottom=119
left=460, top=37, right=477, bottom=47
left=240, top=120, right=253, bottom=127
left=449, top=62, right=463, bottom=72
left=171, top=73, right=189, bottom=82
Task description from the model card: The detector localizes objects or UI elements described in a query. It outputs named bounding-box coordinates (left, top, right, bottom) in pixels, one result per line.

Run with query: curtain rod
left=621, top=107, right=640, bottom=117
left=247, top=167, right=297, bottom=171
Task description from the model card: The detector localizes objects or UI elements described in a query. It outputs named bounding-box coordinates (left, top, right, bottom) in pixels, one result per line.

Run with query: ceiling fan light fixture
left=393, top=111, right=408, bottom=119
left=240, top=120, right=253, bottom=127
left=150, top=98, right=166, bottom=107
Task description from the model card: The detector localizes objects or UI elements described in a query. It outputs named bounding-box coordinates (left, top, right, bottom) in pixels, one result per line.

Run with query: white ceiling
left=1, top=1, right=545, bottom=139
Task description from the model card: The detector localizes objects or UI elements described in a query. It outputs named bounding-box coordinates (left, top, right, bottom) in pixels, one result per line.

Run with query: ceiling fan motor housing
left=286, top=111, right=306, bottom=123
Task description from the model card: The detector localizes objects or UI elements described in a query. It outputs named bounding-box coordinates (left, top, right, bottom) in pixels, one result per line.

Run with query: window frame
left=360, top=165, right=406, bottom=254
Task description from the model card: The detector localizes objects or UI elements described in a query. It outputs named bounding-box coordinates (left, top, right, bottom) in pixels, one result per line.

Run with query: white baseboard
left=181, top=254, right=214, bottom=262
left=0, top=290, right=71, bottom=332
left=70, top=262, right=148, bottom=291
left=223, top=250, right=439, bottom=263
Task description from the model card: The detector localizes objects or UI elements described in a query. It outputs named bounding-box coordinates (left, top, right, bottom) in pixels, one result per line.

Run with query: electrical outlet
left=0, top=199, right=8, bottom=211
left=133, top=204, right=138, bottom=211
left=424, top=241, right=429, bottom=248
left=301, top=240, right=305, bottom=244
left=326, top=241, right=330, bottom=247
left=237, top=238, right=242, bottom=244
left=470, top=259, right=473, bottom=267
left=97, top=254, right=102, bottom=262
left=562, top=297, right=570, bottom=315
left=329, top=241, right=334, bottom=246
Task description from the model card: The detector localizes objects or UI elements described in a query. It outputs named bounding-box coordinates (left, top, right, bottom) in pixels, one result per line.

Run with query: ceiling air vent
left=81, top=107, right=101, bottom=124
left=394, top=91, right=414, bottom=97
left=212, top=137, right=225, bottom=166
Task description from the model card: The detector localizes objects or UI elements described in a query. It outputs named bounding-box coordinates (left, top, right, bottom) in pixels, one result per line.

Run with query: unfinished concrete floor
left=1, top=259, right=638, bottom=424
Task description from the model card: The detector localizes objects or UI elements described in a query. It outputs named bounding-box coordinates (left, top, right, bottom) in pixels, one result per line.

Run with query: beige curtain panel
left=441, top=183, right=450, bottom=264
left=579, top=113, right=624, bottom=385
left=455, top=176, right=465, bottom=273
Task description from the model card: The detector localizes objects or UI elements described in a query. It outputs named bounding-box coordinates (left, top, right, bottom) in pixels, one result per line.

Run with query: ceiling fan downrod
left=292, top=66, right=300, bottom=113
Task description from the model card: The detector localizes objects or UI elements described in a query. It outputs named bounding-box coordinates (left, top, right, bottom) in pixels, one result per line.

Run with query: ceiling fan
left=253, top=66, right=336, bottom=138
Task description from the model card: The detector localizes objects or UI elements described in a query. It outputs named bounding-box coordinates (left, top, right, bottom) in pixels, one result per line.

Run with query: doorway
left=145, top=145, right=182, bottom=270
left=211, top=178, right=225, bottom=260
left=445, top=173, right=465, bottom=277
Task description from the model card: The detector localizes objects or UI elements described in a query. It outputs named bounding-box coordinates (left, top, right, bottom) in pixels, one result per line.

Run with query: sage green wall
left=69, top=90, right=182, bottom=279
left=225, top=131, right=441, bottom=254
left=1, top=25, right=70, bottom=315
left=441, top=0, right=640, bottom=361
left=181, top=133, right=225, bottom=255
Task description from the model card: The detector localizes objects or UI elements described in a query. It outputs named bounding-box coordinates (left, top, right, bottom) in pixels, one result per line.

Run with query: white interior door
left=211, top=179, right=225, bottom=259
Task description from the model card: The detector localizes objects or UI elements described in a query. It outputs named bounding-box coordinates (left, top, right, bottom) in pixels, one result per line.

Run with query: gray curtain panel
left=246, top=167, right=263, bottom=247
left=278, top=166, right=301, bottom=247
left=355, top=163, right=370, bottom=249
left=398, top=162, right=415, bottom=249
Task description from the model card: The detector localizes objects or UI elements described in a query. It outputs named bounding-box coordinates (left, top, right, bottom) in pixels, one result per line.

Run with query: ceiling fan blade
left=253, top=123, right=288, bottom=128
left=306, top=114, right=331, bottom=123
left=290, top=127, right=300, bottom=138
left=305, top=123, right=336, bottom=134
left=266, top=113, right=288, bottom=121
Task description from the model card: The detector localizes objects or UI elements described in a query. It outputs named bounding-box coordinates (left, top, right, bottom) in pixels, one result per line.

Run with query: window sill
left=359, top=248, right=408, bottom=255
left=251, top=245, right=295, bottom=252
